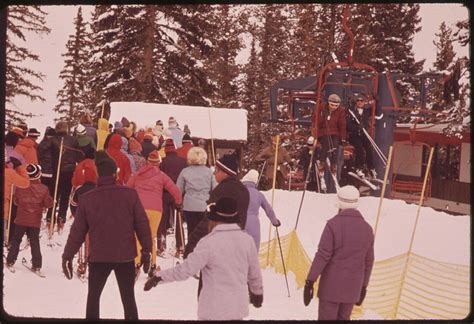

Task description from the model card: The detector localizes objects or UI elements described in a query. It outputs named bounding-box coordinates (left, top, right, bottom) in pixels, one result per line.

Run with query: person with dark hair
left=48, top=121, right=83, bottom=230
left=304, top=185, right=374, bottom=320
left=6, top=164, right=53, bottom=274
left=141, top=130, right=158, bottom=160
left=37, top=127, right=56, bottom=222
left=144, top=196, right=263, bottom=321
left=255, top=136, right=292, bottom=190
left=62, top=150, right=152, bottom=320
left=80, top=114, right=98, bottom=145
left=5, top=131, right=26, bottom=165
left=347, top=94, right=376, bottom=178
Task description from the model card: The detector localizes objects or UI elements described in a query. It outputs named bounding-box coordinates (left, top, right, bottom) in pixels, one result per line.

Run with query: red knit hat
left=144, top=131, right=154, bottom=140
left=147, top=150, right=161, bottom=163
left=164, top=138, right=176, bottom=153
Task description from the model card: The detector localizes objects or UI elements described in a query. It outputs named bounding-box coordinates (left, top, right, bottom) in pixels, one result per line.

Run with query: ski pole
left=347, top=109, right=387, bottom=165
left=5, top=184, right=14, bottom=246
left=275, top=227, right=290, bottom=297
left=266, top=135, right=280, bottom=267
left=294, top=139, right=318, bottom=230
left=256, top=160, right=266, bottom=188
left=207, top=107, right=216, bottom=166
left=177, top=208, right=185, bottom=251
left=49, top=137, right=64, bottom=240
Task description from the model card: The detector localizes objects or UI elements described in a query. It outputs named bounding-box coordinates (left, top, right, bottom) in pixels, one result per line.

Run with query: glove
left=355, top=286, right=367, bottom=306
left=141, top=252, right=151, bottom=274
left=9, top=156, right=22, bottom=169
left=62, top=257, right=73, bottom=280
left=303, top=280, right=314, bottom=306
left=273, top=219, right=281, bottom=227
left=249, top=291, right=263, bottom=308
left=144, top=275, right=162, bottom=291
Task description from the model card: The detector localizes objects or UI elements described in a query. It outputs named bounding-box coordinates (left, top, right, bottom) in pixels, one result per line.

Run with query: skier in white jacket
left=144, top=196, right=263, bottom=320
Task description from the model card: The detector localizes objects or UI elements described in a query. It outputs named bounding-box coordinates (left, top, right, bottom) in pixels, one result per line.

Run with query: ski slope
left=3, top=190, right=470, bottom=320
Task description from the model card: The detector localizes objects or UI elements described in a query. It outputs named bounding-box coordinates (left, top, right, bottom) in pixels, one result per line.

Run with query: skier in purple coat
left=241, top=169, right=281, bottom=251
left=304, top=185, right=374, bottom=320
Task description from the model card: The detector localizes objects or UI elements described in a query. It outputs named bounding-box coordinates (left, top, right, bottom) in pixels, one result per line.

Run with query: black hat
left=216, top=154, right=239, bottom=176
left=27, top=128, right=41, bottom=138
left=45, top=127, right=56, bottom=137
left=182, top=133, right=192, bottom=143
left=83, top=145, right=96, bottom=160
left=95, top=150, right=117, bottom=177
left=207, top=197, right=240, bottom=224
left=26, top=164, right=42, bottom=180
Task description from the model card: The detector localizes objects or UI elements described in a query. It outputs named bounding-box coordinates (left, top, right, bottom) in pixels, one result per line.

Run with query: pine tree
left=200, top=5, right=246, bottom=108
left=55, top=7, right=92, bottom=126
left=5, top=5, right=50, bottom=127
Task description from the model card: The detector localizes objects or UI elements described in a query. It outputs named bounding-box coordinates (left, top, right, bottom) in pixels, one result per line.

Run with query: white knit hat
left=241, top=169, right=259, bottom=184
left=168, top=116, right=177, bottom=127
left=76, top=124, right=86, bottom=136
left=335, top=185, right=360, bottom=209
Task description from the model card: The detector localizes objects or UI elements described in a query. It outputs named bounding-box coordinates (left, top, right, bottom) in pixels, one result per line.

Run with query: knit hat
left=147, top=150, right=161, bottom=163
left=27, top=128, right=41, bottom=138
left=76, top=124, right=87, bottom=136
left=216, top=154, right=238, bottom=176
left=156, top=120, right=163, bottom=126
left=128, top=138, right=142, bottom=153
left=207, top=197, right=240, bottom=224
left=11, top=127, right=25, bottom=138
left=114, top=121, right=123, bottom=131
left=328, top=93, right=341, bottom=103
left=45, top=127, right=56, bottom=137
left=241, top=169, right=259, bottom=184
left=55, top=121, right=68, bottom=133
left=182, top=133, right=192, bottom=144
left=164, top=138, right=176, bottom=153
left=335, top=185, right=360, bottom=210
left=143, top=131, right=154, bottom=140
left=198, top=138, right=206, bottom=147
left=26, top=164, right=42, bottom=180
left=95, top=151, right=117, bottom=177
left=183, top=124, right=191, bottom=135
left=168, top=116, right=177, bottom=127
left=307, top=136, right=315, bottom=145
left=121, top=117, right=130, bottom=128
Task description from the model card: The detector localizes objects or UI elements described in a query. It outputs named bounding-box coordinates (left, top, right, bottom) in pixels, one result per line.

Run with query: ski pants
left=6, top=204, right=18, bottom=245
left=349, top=133, right=374, bottom=170
left=318, top=299, right=354, bottom=321
left=86, top=261, right=138, bottom=320
left=46, top=171, right=73, bottom=224
left=183, top=211, right=205, bottom=244
left=7, top=225, right=41, bottom=268
left=158, top=200, right=184, bottom=252
left=135, top=210, right=161, bottom=268
left=319, top=135, right=340, bottom=166
left=41, top=176, right=55, bottom=221
left=318, top=299, right=354, bottom=320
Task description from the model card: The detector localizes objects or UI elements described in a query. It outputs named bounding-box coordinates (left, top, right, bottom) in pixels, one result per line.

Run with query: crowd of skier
left=4, top=96, right=375, bottom=320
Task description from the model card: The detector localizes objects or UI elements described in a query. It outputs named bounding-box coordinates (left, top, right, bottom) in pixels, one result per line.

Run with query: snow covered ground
left=3, top=190, right=470, bottom=320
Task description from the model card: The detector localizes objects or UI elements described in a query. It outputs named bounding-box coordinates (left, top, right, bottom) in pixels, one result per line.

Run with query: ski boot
left=6, top=262, right=15, bottom=273
left=148, top=264, right=161, bottom=278
left=57, top=219, right=65, bottom=234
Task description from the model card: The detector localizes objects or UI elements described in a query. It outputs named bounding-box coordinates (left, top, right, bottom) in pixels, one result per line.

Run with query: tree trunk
left=141, top=5, right=156, bottom=101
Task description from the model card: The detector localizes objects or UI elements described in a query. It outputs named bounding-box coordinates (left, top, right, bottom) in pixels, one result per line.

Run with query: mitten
left=62, top=257, right=73, bottom=280
left=273, top=219, right=281, bottom=227
left=355, top=286, right=367, bottom=306
left=303, top=280, right=314, bottom=306
left=141, top=252, right=151, bottom=274
left=249, top=291, right=263, bottom=308
left=144, top=275, right=162, bottom=291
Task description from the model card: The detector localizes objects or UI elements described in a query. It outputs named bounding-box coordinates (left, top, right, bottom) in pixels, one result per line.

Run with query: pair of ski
left=6, top=258, right=46, bottom=278
left=347, top=171, right=385, bottom=190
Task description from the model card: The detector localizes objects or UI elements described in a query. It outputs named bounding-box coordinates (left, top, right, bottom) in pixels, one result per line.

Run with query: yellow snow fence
left=259, top=229, right=470, bottom=320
